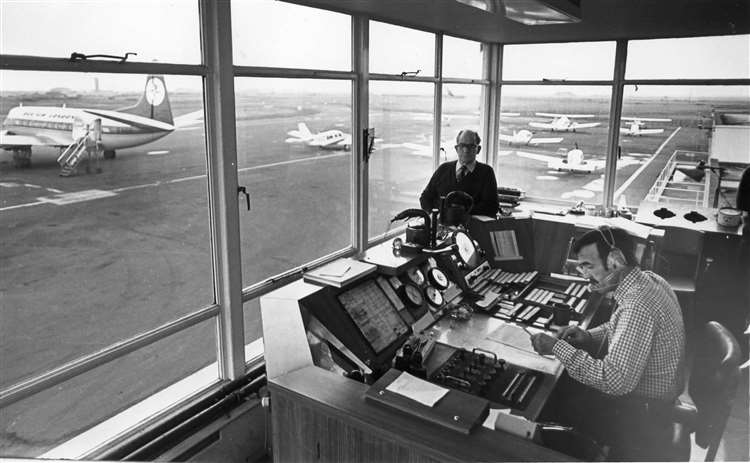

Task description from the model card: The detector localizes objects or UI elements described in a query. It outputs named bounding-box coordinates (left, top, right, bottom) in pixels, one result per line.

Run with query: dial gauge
left=406, top=267, right=425, bottom=286
left=453, top=231, right=479, bottom=268
left=403, top=283, right=424, bottom=307
left=427, top=267, right=450, bottom=290
left=425, top=286, right=444, bottom=307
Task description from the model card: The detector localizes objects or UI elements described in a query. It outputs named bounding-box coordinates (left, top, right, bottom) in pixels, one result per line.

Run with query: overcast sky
left=0, top=0, right=748, bottom=98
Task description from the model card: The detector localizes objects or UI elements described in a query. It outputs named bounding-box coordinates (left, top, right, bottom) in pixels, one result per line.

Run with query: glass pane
left=0, top=0, right=200, bottom=63
left=370, top=21, right=435, bottom=76
left=615, top=85, right=750, bottom=211
left=442, top=84, right=484, bottom=163
left=243, top=298, right=262, bottom=345
left=232, top=0, right=350, bottom=70
left=235, top=78, right=352, bottom=286
left=502, top=42, right=616, bottom=81
left=0, top=71, right=211, bottom=389
left=443, top=35, right=483, bottom=79
left=369, top=81, right=435, bottom=239
left=627, top=35, right=750, bottom=80
left=497, top=85, right=612, bottom=204
left=0, top=319, right=217, bottom=458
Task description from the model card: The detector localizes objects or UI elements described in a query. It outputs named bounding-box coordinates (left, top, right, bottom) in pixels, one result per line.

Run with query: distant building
left=709, top=108, right=750, bottom=165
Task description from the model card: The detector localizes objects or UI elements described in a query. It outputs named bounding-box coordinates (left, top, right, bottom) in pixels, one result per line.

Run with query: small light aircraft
left=0, top=75, right=201, bottom=168
left=516, top=146, right=604, bottom=174
left=620, top=117, right=671, bottom=136
left=285, top=122, right=351, bottom=150
left=529, top=112, right=601, bottom=132
left=498, top=129, right=563, bottom=146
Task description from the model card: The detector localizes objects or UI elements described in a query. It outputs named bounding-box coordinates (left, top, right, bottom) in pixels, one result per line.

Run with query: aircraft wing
left=536, top=112, right=594, bottom=118
left=636, top=128, right=664, bottom=135
left=570, top=122, right=600, bottom=130
left=619, top=127, right=632, bottom=135
left=549, top=159, right=603, bottom=173
left=529, top=121, right=553, bottom=129
left=515, top=151, right=557, bottom=163
left=498, top=133, right=515, bottom=143
left=529, top=136, right=564, bottom=145
left=0, top=130, right=71, bottom=148
left=173, top=110, right=205, bottom=129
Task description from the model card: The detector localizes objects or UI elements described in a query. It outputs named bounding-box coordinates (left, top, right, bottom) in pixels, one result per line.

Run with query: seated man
left=419, top=129, right=499, bottom=218
left=530, top=226, right=686, bottom=461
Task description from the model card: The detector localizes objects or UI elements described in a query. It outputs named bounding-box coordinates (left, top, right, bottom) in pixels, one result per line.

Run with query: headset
left=441, top=190, right=474, bottom=226
left=597, top=225, right=626, bottom=269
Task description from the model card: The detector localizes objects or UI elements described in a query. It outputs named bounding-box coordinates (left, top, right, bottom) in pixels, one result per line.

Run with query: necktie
left=457, top=166, right=467, bottom=182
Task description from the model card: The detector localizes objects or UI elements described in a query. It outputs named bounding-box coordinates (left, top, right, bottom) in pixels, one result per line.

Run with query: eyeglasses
left=455, top=143, right=478, bottom=150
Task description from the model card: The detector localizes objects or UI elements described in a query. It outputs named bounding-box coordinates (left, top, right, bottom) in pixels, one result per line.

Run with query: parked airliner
left=0, top=75, right=198, bottom=168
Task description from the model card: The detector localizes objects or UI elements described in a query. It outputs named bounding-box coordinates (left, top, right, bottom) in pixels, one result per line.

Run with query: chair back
left=689, top=321, right=742, bottom=461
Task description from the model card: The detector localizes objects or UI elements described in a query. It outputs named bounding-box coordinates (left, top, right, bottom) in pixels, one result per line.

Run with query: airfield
left=0, top=90, right=728, bottom=455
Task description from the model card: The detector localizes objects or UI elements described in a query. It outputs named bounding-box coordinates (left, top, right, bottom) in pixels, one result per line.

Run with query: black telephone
left=441, top=190, right=474, bottom=226
left=391, top=208, right=432, bottom=248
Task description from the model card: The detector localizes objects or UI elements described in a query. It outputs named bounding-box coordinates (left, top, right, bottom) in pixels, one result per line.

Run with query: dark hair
left=572, top=226, right=638, bottom=268
left=456, top=129, right=481, bottom=146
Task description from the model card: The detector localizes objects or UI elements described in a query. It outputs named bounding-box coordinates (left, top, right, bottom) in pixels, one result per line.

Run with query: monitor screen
left=337, top=279, right=409, bottom=354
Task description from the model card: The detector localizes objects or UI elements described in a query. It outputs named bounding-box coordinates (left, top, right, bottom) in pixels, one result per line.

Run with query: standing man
left=530, top=226, right=686, bottom=461
left=419, top=129, right=499, bottom=217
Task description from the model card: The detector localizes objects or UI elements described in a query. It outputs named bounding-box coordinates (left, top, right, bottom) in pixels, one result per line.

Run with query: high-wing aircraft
left=1, top=75, right=196, bottom=168
left=285, top=122, right=352, bottom=150
left=516, top=146, right=604, bottom=174
left=498, top=129, right=563, bottom=146
left=620, top=117, right=671, bottom=136
left=529, top=112, right=601, bottom=132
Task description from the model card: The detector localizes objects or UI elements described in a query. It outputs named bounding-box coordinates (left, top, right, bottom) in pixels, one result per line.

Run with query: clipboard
left=364, top=369, right=490, bottom=434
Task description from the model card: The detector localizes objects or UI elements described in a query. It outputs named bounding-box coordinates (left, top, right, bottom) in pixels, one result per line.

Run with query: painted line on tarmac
left=614, top=126, right=681, bottom=200
left=0, top=154, right=347, bottom=212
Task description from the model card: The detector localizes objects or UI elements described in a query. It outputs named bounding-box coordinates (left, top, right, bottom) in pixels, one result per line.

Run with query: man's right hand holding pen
left=557, top=325, right=594, bottom=351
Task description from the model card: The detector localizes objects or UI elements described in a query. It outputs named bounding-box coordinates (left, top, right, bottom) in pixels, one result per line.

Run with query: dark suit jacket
left=419, top=160, right=499, bottom=217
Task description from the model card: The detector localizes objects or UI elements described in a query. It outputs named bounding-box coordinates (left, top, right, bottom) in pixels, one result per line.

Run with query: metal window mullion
left=623, top=78, right=750, bottom=86
left=0, top=54, right=206, bottom=75
left=433, top=33, right=443, bottom=171
left=482, top=43, right=502, bottom=168
left=603, top=40, right=628, bottom=211
left=200, top=0, right=245, bottom=380
left=499, top=80, right=613, bottom=86
left=369, top=73, right=438, bottom=83
left=441, top=77, right=490, bottom=85
left=0, top=305, right=219, bottom=408
left=352, top=15, right=369, bottom=253
left=232, top=65, right=355, bottom=80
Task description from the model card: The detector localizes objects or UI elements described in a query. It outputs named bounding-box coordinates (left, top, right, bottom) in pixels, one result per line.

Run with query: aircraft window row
left=3, top=119, right=73, bottom=131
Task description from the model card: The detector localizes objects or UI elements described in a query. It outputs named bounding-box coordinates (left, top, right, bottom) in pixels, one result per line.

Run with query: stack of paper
left=303, top=257, right=376, bottom=288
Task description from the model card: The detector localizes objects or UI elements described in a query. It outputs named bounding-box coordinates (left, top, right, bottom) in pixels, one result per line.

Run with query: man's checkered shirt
left=552, top=267, right=686, bottom=400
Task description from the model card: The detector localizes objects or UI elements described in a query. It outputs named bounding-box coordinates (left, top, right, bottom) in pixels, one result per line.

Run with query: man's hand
left=556, top=325, right=592, bottom=350
left=530, top=333, right=558, bottom=355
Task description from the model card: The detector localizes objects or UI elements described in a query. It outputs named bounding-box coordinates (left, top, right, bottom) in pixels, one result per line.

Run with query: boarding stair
left=57, top=131, right=90, bottom=177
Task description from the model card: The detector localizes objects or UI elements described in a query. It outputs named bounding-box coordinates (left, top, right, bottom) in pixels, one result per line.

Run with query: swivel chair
left=671, top=321, right=742, bottom=461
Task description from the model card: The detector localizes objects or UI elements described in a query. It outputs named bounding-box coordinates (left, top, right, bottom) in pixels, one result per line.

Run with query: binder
left=364, top=369, right=490, bottom=434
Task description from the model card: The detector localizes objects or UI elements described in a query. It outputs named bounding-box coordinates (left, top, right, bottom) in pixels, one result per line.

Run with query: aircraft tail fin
left=297, top=122, right=312, bottom=138
left=118, top=75, right=174, bottom=125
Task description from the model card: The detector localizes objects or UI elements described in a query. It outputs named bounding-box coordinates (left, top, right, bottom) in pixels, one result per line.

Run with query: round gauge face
left=403, top=283, right=424, bottom=307
left=427, top=268, right=450, bottom=290
left=425, top=286, right=444, bottom=307
left=406, top=267, right=425, bottom=286
left=453, top=231, right=478, bottom=267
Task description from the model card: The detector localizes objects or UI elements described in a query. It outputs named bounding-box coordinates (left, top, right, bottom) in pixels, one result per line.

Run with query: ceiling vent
left=456, top=0, right=582, bottom=25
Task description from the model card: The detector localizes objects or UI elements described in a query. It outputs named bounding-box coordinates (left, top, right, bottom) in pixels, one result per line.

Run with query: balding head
left=455, top=129, right=481, bottom=165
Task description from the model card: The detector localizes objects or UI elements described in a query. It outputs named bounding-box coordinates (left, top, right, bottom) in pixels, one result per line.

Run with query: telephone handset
left=391, top=208, right=432, bottom=247
left=441, top=190, right=474, bottom=226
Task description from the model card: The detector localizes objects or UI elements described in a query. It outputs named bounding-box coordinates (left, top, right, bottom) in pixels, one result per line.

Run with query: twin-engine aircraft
left=498, top=129, right=563, bottom=146
left=529, top=112, right=601, bottom=132
left=620, top=117, right=672, bottom=136
left=285, top=122, right=352, bottom=150
left=1, top=75, right=201, bottom=167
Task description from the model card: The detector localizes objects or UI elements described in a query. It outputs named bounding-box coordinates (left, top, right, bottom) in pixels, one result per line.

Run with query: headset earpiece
left=598, top=225, right=626, bottom=269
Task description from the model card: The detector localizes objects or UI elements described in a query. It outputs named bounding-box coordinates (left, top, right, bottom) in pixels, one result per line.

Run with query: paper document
left=385, top=371, right=449, bottom=407
left=491, top=230, right=522, bottom=261
left=482, top=407, right=512, bottom=430
left=486, top=323, right=536, bottom=354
